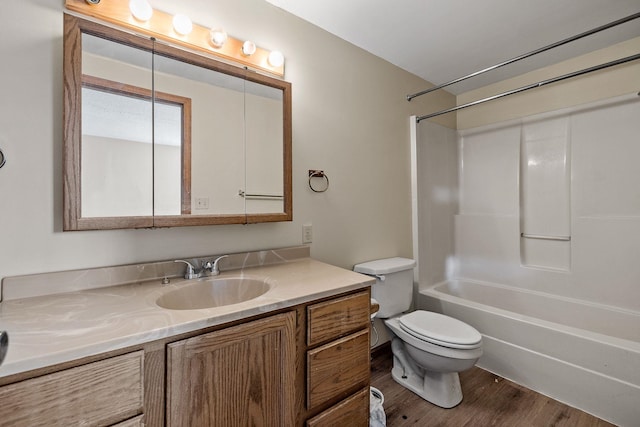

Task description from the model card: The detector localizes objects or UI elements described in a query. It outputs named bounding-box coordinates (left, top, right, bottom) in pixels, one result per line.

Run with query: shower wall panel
left=520, top=117, right=571, bottom=271
left=440, top=93, right=640, bottom=311
left=416, top=121, right=458, bottom=286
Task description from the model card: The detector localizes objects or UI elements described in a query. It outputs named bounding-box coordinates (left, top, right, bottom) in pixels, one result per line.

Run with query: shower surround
left=412, top=93, right=640, bottom=426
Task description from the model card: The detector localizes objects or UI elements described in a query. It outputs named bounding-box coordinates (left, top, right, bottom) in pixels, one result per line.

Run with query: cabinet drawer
left=306, top=387, right=369, bottom=427
left=307, top=329, right=370, bottom=409
left=0, top=351, right=144, bottom=427
left=112, top=415, right=145, bottom=427
left=307, top=291, right=370, bottom=346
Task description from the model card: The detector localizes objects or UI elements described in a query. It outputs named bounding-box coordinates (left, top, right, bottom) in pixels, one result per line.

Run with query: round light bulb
left=129, top=0, right=153, bottom=22
left=172, top=14, right=193, bottom=36
left=267, top=50, right=284, bottom=67
left=242, top=40, right=256, bottom=56
left=209, top=28, right=228, bottom=48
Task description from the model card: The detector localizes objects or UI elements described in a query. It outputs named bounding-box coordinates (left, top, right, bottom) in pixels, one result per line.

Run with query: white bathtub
left=418, top=280, right=640, bottom=427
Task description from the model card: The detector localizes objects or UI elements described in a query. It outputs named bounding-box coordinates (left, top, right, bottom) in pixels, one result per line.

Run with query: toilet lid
left=399, top=311, right=482, bottom=349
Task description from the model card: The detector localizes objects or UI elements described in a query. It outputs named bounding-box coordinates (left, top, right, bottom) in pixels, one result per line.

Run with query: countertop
left=0, top=257, right=373, bottom=379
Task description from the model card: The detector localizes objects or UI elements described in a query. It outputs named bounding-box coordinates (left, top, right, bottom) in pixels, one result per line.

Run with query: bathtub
left=418, top=280, right=640, bottom=427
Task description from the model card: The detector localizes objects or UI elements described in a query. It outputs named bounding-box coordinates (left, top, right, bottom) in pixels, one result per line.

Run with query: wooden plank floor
left=370, top=344, right=614, bottom=427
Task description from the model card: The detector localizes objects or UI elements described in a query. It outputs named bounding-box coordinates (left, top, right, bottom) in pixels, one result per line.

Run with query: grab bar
left=238, top=190, right=283, bottom=200
left=521, top=233, right=571, bottom=241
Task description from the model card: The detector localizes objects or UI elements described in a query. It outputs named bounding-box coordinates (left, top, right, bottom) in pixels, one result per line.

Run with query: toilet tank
left=353, top=257, right=416, bottom=318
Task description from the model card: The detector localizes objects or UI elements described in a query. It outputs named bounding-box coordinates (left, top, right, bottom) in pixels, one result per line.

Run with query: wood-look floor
left=370, top=344, right=614, bottom=427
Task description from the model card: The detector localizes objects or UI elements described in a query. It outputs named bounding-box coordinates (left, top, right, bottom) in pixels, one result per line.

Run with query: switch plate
left=302, top=224, right=313, bottom=244
left=195, top=197, right=209, bottom=209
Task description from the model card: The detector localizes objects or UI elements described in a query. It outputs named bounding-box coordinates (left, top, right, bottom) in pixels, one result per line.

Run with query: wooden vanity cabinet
left=164, top=289, right=371, bottom=427
left=0, top=288, right=371, bottom=427
left=304, top=290, right=371, bottom=426
left=166, top=311, right=297, bottom=427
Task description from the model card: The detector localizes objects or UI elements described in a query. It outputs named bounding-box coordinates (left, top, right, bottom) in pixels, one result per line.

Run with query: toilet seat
left=399, top=311, right=482, bottom=350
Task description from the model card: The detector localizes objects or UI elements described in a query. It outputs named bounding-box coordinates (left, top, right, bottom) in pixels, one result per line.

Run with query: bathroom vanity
left=0, top=247, right=373, bottom=426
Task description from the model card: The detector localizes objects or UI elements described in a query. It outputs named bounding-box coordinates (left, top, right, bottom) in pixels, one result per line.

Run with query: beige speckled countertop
left=0, top=251, right=373, bottom=379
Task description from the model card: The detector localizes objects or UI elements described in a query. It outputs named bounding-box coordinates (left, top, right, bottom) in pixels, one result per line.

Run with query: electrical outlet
left=302, top=224, right=313, bottom=244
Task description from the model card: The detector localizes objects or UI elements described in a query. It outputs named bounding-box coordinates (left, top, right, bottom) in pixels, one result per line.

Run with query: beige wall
left=0, top=0, right=454, bottom=280
left=457, top=36, right=640, bottom=129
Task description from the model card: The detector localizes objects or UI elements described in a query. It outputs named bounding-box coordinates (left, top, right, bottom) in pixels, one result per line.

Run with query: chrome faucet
left=204, top=255, right=229, bottom=276
left=174, top=260, right=199, bottom=279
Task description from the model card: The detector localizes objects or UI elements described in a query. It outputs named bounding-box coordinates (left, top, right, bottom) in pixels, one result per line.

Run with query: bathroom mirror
left=63, top=15, right=292, bottom=230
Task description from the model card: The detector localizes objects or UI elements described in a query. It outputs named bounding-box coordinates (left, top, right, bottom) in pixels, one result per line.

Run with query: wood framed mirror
left=63, top=14, right=292, bottom=230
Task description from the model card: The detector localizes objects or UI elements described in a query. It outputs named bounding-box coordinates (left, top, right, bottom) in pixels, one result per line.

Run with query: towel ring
left=0, top=149, right=5, bottom=169
left=309, top=170, right=329, bottom=193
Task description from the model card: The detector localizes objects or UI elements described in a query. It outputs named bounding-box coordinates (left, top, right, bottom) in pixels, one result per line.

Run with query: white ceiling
left=264, top=0, right=640, bottom=94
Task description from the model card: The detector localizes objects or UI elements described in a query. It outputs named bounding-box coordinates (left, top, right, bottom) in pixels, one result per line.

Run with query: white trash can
left=370, top=386, right=386, bottom=427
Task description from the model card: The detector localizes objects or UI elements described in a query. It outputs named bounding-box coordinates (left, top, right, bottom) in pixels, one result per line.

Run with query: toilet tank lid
left=353, top=257, right=416, bottom=275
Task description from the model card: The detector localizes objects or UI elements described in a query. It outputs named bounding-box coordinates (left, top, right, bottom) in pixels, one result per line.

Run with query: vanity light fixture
left=268, top=50, right=285, bottom=68
left=172, top=14, right=193, bottom=36
left=129, top=0, right=153, bottom=22
left=209, top=28, right=228, bottom=48
left=242, top=40, right=257, bottom=56
left=65, top=0, right=285, bottom=77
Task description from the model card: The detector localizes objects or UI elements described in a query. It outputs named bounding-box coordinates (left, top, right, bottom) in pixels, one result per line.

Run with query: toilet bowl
left=354, top=257, right=483, bottom=409
left=385, top=312, right=482, bottom=408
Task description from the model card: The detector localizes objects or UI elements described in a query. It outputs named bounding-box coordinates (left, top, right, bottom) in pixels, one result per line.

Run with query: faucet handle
left=174, top=260, right=199, bottom=279
left=211, top=255, right=229, bottom=276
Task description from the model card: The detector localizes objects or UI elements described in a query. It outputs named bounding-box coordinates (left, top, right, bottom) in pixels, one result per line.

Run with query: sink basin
left=156, top=277, right=272, bottom=310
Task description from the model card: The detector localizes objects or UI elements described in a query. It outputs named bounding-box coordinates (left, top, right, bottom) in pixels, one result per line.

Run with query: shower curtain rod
left=407, top=12, right=640, bottom=101
left=415, top=52, right=640, bottom=123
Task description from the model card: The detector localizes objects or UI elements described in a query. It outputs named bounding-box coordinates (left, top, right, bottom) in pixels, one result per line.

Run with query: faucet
left=174, top=260, right=200, bottom=279
left=204, top=255, right=229, bottom=276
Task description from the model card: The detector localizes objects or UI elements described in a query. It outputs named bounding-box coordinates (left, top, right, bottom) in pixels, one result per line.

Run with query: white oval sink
left=156, top=277, right=271, bottom=310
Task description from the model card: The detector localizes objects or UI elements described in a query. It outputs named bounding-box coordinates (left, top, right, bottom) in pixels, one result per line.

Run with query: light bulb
left=268, top=50, right=284, bottom=67
left=129, top=0, right=153, bottom=22
left=209, top=28, right=228, bottom=48
left=242, top=40, right=256, bottom=56
left=172, top=14, right=193, bottom=36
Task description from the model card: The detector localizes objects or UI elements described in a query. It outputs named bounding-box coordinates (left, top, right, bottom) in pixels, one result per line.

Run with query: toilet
left=354, top=257, right=482, bottom=408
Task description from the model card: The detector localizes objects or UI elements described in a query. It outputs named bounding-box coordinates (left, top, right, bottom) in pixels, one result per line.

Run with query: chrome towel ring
left=309, top=170, right=329, bottom=193
left=0, top=148, right=5, bottom=169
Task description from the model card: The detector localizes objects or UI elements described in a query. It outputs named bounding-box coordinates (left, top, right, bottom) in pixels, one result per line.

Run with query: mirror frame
left=63, top=14, right=292, bottom=230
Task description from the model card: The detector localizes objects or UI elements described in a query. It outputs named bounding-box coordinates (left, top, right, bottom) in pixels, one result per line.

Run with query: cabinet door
left=167, top=311, right=296, bottom=427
